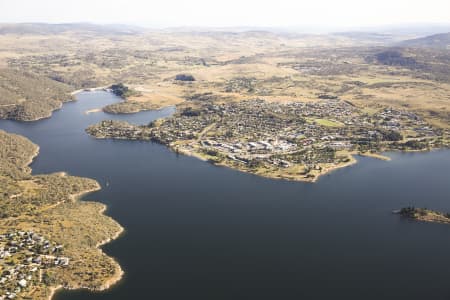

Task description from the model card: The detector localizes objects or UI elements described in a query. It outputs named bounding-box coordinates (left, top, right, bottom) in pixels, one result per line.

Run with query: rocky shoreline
left=0, top=129, right=125, bottom=299
left=395, top=207, right=450, bottom=224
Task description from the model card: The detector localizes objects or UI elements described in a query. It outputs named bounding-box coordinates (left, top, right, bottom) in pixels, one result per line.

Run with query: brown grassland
left=0, top=25, right=448, bottom=128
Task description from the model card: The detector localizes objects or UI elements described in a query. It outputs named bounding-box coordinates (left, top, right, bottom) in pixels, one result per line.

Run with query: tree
left=175, top=74, right=195, bottom=81
left=381, top=130, right=402, bottom=141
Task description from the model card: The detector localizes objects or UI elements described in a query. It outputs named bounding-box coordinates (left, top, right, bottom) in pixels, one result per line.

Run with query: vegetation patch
left=175, top=74, right=195, bottom=82
left=397, top=207, right=450, bottom=224
left=307, top=118, right=344, bottom=127
left=103, top=101, right=157, bottom=114
left=109, top=83, right=142, bottom=99
left=0, top=69, right=72, bottom=121
left=0, top=130, right=123, bottom=299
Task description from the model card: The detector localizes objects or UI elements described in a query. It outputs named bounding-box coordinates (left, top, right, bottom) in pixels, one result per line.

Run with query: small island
left=396, top=207, right=450, bottom=224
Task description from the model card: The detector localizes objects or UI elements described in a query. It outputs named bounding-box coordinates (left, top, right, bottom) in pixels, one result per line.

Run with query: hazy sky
left=1, top=0, right=449, bottom=29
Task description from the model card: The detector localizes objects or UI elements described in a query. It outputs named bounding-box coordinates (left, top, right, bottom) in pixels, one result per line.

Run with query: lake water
left=1, top=91, right=450, bottom=300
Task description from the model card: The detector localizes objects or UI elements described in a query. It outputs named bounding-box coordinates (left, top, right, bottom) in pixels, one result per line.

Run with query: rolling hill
left=401, top=32, right=450, bottom=49
left=0, top=69, right=72, bottom=121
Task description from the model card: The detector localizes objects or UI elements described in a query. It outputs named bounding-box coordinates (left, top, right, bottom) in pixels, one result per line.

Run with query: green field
left=307, top=118, right=345, bottom=127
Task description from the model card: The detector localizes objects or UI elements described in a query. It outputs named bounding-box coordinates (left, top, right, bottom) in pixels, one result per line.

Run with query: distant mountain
left=400, top=32, right=450, bottom=49
left=332, top=31, right=394, bottom=41
left=0, top=23, right=144, bottom=35
left=354, top=23, right=450, bottom=37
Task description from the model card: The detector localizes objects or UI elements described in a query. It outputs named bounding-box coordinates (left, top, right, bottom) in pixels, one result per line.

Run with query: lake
left=1, top=91, right=450, bottom=300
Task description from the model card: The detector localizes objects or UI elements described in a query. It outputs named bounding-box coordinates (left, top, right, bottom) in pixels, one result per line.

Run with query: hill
left=0, top=23, right=449, bottom=127
left=331, top=31, right=396, bottom=43
left=0, top=22, right=143, bottom=35
left=401, top=32, right=450, bottom=49
left=373, top=49, right=418, bottom=67
left=0, top=69, right=72, bottom=121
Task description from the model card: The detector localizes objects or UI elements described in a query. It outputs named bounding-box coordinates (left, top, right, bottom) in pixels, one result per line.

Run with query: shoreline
left=90, top=132, right=447, bottom=184
left=10, top=96, right=78, bottom=122
left=309, top=155, right=359, bottom=183
left=357, top=151, right=391, bottom=161
left=13, top=129, right=125, bottom=300
left=46, top=185, right=125, bottom=300
left=23, top=143, right=40, bottom=173
left=4, top=103, right=64, bottom=123
left=171, top=144, right=449, bottom=183
left=89, top=127, right=448, bottom=183
left=395, top=207, right=450, bottom=225
left=176, top=144, right=359, bottom=183
left=48, top=285, right=63, bottom=300
left=70, top=86, right=109, bottom=96
left=69, top=182, right=101, bottom=202
left=102, top=102, right=175, bottom=116
left=84, top=108, right=103, bottom=114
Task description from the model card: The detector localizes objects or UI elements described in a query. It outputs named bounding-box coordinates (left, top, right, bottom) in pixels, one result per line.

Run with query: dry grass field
left=0, top=23, right=448, bottom=128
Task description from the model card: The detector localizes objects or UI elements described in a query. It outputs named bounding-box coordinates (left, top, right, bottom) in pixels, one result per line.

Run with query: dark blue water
left=1, top=91, right=450, bottom=300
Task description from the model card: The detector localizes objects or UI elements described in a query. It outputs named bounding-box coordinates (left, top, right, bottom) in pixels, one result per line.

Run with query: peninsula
left=0, top=130, right=123, bottom=299
left=86, top=98, right=448, bottom=182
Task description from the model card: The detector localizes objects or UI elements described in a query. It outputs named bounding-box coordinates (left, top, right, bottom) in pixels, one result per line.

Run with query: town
left=87, top=98, right=448, bottom=181
left=0, top=231, right=69, bottom=300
